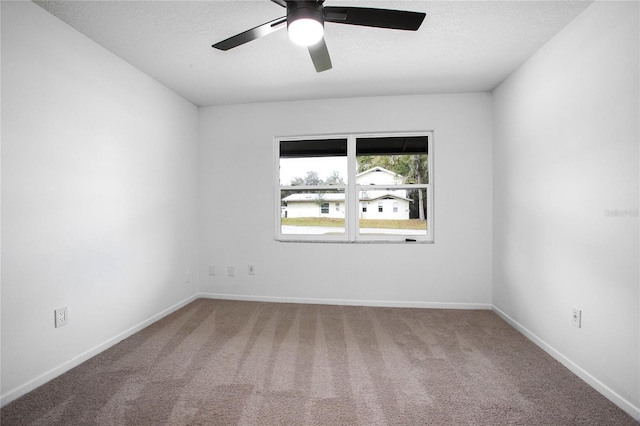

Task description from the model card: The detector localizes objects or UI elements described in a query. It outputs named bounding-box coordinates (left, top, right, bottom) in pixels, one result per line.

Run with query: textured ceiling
left=35, top=0, right=594, bottom=107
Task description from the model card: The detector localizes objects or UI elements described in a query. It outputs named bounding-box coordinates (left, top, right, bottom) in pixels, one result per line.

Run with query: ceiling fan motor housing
left=287, top=1, right=324, bottom=28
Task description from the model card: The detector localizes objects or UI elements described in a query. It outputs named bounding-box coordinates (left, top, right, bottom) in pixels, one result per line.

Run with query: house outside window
left=277, top=132, right=432, bottom=243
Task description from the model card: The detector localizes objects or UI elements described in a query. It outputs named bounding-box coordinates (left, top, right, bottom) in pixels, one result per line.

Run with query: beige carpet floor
left=1, top=298, right=637, bottom=425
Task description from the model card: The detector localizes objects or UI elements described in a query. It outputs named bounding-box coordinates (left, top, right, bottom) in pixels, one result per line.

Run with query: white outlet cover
left=228, top=266, right=235, bottom=277
left=572, top=307, right=582, bottom=328
left=208, top=265, right=215, bottom=276
left=55, top=307, right=68, bottom=328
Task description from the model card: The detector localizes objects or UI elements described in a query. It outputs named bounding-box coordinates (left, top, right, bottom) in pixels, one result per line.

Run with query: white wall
left=199, top=93, right=493, bottom=306
left=492, top=0, right=639, bottom=418
left=1, top=1, right=199, bottom=404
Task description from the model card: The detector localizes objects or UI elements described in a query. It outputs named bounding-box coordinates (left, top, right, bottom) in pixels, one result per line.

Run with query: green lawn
left=281, top=217, right=426, bottom=230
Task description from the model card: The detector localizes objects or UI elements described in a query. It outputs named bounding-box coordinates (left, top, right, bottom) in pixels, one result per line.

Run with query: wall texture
left=1, top=1, right=199, bottom=404
left=198, top=93, right=493, bottom=307
left=492, top=0, right=639, bottom=417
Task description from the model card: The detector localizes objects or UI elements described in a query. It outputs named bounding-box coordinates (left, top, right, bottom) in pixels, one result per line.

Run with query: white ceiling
left=35, top=0, right=593, bottom=107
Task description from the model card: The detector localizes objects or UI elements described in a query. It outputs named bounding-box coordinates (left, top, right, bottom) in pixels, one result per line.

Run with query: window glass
left=355, top=135, right=428, bottom=238
left=279, top=138, right=348, bottom=186
left=356, top=135, right=428, bottom=186
left=357, top=188, right=428, bottom=237
left=280, top=188, right=346, bottom=237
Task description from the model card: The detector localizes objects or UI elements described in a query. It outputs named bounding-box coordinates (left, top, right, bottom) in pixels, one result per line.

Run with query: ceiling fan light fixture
left=288, top=18, right=324, bottom=46
left=286, top=3, right=324, bottom=47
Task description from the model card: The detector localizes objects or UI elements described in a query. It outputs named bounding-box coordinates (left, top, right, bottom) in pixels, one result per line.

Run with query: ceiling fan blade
left=212, top=16, right=286, bottom=51
left=308, top=38, right=332, bottom=73
left=324, top=7, right=425, bottom=31
left=270, top=0, right=287, bottom=7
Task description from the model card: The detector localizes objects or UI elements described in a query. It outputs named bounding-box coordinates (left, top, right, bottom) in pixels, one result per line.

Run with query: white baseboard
left=492, top=305, right=640, bottom=422
left=0, top=294, right=199, bottom=408
left=199, top=292, right=492, bottom=310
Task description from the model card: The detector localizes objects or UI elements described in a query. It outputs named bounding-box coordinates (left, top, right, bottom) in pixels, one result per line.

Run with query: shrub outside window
left=276, top=132, right=433, bottom=243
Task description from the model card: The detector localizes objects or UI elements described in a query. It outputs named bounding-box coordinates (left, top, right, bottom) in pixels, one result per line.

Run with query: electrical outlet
left=185, top=271, right=191, bottom=283
left=227, top=266, right=235, bottom=277
left=208, top=265, right=215, bottom=276
left=55, top=307, right=68, bottom=328
left=572, top=307, right=582, bottom=328
left=248, top=264, right=255, bottom=275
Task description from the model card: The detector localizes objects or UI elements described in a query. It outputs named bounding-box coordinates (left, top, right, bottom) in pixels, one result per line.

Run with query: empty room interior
left=1, top=0, right=639, bottom=424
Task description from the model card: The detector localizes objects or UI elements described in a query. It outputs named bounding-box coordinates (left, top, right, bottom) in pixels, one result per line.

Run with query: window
left=276, top=132, right=433, bottom=243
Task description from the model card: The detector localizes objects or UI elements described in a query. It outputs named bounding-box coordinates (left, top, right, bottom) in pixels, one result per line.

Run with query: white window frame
left=275, top=132, right=434, bottom=243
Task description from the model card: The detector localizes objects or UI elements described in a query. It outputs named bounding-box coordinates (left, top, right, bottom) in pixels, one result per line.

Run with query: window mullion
left=347, top=135, right=357, bottom=242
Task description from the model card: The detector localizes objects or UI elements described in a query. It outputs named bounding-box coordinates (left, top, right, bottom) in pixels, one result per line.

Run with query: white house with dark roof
left=282, top=167, right=411, bottom=219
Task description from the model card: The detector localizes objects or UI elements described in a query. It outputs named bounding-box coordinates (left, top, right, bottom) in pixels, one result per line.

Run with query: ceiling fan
left=212, top=0, right=426, bottom=73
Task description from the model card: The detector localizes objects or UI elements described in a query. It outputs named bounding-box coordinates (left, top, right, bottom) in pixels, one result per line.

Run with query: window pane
left=280, top=139, right=348, bottom=186
left=358, top=188, right=427, bottom=237
left=280, top=188, right=346, bottom=236
left=356, top=136, right=428, bottom=185
left=280, top=156, right=348, bottom=186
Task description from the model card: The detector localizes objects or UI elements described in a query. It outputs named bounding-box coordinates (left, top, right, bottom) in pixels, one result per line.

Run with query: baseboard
left=492, top=305, right=640, bottom=422
left=0, top=294, right=199, bottom=408
left=199, top=292, right=492, bottom=310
